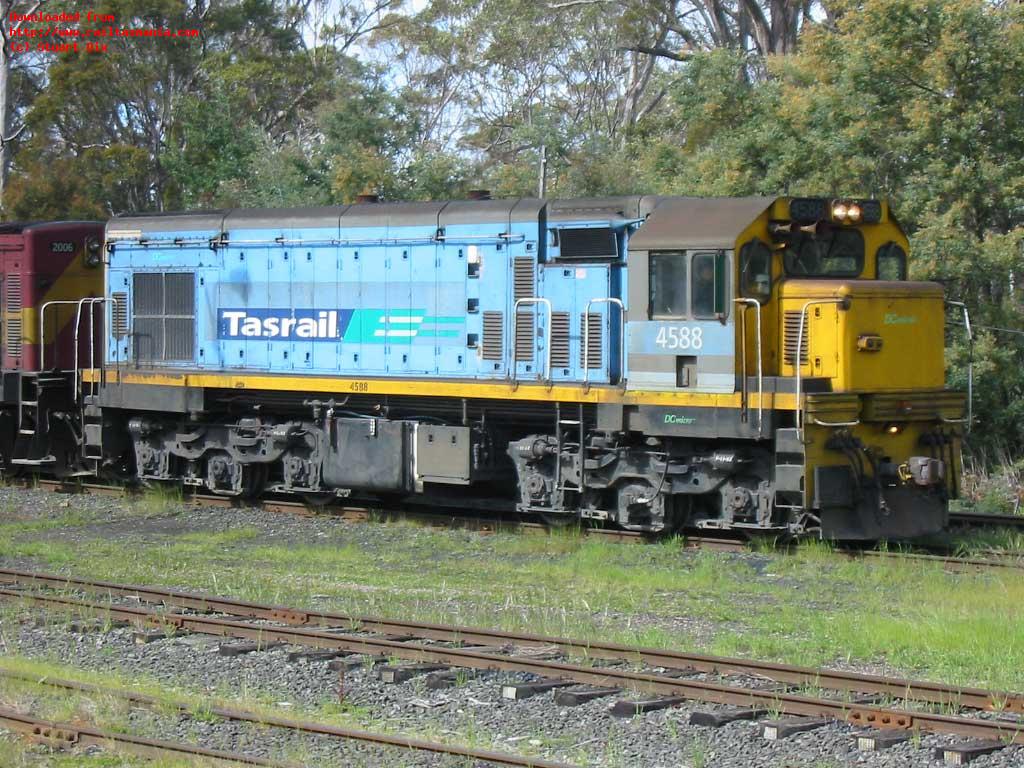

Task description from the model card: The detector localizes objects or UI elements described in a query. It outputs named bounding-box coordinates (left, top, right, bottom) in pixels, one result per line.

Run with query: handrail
left=583, top=297, right=625, bottom=390
left=808, top=416, right=860, bottom=427
left=945, top=301, right=973, bottom=432
left=511, top=298, right=553, bottom=384
left=73, top=297, right=119, bottom=391
left=733, top=298, right=763, bottom=437
left=38, top=300, right=85, bottom=371
left=795, top=298, right=851, bottom=437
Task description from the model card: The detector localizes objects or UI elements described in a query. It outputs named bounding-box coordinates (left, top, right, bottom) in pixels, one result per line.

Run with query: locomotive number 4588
left=654, top=325, right=704, bottom=351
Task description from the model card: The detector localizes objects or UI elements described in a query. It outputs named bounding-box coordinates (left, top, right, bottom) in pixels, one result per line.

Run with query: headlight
left=847, top=204, right=862, bottom=222
left=832, top=202, right=848, bottom=221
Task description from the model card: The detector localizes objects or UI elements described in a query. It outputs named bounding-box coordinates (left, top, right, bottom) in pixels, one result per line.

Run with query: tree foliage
left=7, top=0, right=1024, bottom=456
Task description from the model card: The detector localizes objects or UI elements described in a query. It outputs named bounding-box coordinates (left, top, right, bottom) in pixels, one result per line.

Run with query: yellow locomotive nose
left=779, top=279, right=946, bottom=391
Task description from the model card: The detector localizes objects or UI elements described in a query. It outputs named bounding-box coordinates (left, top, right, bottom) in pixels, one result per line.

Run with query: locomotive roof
left=627, top=196, right=775, bottom=250
left=0, top=220, right=102, bottom=234
left=108, top=198, right=551, bottom=234
left=106, top=196, right=791, bottom=243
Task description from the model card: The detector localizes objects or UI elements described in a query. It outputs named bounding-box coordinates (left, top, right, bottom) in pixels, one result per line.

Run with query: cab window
left=876, top=242, right=907, bottom=280
left=739, top=239, right=772, bottom=302
left=783, top=227, right=864, bottom=277
left=691, top=251, right=724, bottom=319
left=649, top=251, right=688, bottom=319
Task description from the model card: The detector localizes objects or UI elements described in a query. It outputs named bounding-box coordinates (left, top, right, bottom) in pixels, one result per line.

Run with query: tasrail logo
left=218, top=309, right=352, bottom=341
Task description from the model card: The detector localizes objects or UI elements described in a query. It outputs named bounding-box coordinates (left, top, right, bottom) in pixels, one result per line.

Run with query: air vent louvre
left=783, top=310, right=809, bottom=366
left=481, top=311, right=503, bottom=361
left=513, top=257, right=534, bottom=300
left=514, top=311, right=534, bottom=362
left=550, top=312, right=570, bottom=369
left=5, top=274, right=21, bottom=357
left=580, top=312, right=602, bottom=369
left=112, top=292, right=128, bottom=339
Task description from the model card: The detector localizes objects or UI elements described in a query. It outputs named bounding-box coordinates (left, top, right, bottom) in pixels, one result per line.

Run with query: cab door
left=625, top=248, right=735, bottom=393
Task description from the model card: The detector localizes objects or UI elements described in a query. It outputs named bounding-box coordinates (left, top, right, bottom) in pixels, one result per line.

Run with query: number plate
left=654, top=325, right=704, bottom=351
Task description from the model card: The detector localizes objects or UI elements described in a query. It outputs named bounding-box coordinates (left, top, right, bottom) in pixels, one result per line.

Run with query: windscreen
left=783, top=227, right=864, bottom=277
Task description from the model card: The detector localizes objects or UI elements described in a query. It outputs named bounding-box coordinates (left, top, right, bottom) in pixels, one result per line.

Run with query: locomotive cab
left=621, top=196, right=963, bottom=539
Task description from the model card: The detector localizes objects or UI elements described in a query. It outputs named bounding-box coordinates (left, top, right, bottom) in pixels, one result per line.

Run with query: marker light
left=885, top=423, right=902, bottom=435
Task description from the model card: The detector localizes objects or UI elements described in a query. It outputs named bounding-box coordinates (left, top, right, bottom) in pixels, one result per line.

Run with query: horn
left=799, top=222, right=821, bottom=236
left=768, top=221, right=793, bottom=236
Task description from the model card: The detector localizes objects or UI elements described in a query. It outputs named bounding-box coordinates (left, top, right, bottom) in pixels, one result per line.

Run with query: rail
left=733, top=298, right=763, bottom=436
left=511, top=297, right=553, bottom=384
left=582, top=297, right=625, bottom=389
left=795, top=298, right=851, bottom=437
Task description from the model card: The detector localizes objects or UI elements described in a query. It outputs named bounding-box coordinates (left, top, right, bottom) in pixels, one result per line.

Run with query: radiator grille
left=513, top=257, right=535, bottom=300
left=5, top=274, right=21, bottom=358
left=132, top=272, right=195, bottom=362
left=580, top=312, right=602, bottom=369
left=550, top=311, right=570, bottom=369
left=133, top=273, right=163, bottom=315
left=514, top=311, right=534, bottom=362
left=481, top=311, right=504, bottom=361
left=112, top=292, right=128, bottom=339
left=783, top=310, right=809, bottom=366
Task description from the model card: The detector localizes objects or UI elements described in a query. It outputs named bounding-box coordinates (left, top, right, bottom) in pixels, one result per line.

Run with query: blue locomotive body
left=105, top=199, right=653, bottom=386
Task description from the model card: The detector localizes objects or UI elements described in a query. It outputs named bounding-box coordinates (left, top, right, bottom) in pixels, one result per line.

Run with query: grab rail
left=945, top=300, right=973, bottom=432
left=583, top=297, right=625, bottom=389
left=795, top=298, right=852, bottom=437
left=733, top=298, right=763, bottom=436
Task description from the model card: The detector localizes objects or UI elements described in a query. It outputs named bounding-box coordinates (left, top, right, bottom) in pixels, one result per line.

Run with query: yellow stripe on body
left=83, top=368, right=799, bottom=411
left=22, top=274, right=100, bottom=344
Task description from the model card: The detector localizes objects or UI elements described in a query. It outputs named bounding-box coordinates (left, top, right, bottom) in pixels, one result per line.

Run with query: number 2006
left=655, top=325, right=703, bottom=350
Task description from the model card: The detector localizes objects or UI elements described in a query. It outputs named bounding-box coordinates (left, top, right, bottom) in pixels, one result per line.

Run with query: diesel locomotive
left=4, top=196, right=967, bottom=540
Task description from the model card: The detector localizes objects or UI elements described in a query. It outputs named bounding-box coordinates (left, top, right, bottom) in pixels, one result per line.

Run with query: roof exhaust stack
left=355, top=193, right=379, bottom=204
left=467, top=189, right=491, bottom=201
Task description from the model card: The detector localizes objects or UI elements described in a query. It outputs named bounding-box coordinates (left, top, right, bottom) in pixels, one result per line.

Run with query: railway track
left=30, top=478, right=1024, bottom=573
left=0, top=705, right=297, bottom=767
left=0, top=666, right=572, bottom=768
left=1, top=568, right=1023, bottom=750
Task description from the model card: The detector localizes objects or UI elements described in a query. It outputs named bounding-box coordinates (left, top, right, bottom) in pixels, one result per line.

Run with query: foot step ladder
left=11, top=373, right=67, bottom=466
left=554, top=402, right=586, bottom=510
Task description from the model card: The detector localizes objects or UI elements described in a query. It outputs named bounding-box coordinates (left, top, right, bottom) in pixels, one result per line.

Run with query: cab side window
left=691, top=252, right=717, bottom=318
left=691, top=251, right=728, bottom=319
left=739, top=239, right=772, bottom=302
left=876, top=242, right=907, bottom=280
left=649, top=251, right=688, bottom=319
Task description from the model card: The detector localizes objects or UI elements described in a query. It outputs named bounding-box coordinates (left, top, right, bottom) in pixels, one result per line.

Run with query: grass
left=1, top=488, right=1024, bottom=693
